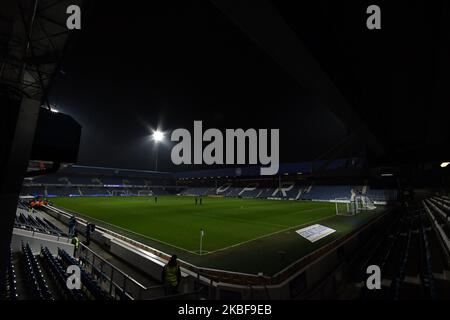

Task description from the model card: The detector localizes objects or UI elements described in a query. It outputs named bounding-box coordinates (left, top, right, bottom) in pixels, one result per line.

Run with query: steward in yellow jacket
left=161, top=255, right=181, bottom=294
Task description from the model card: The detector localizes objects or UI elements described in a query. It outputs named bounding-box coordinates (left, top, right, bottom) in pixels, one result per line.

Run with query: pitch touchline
left=56, top=204, right=332, bottom=256
left=56, top=206, right=200, bottom=255
left=201, top=212, right=334, bottom=256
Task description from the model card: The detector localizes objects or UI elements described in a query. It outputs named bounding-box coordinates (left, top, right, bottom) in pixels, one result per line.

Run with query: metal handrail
left=14, top=222, right=67, bottom=239
left=79, top=242, right=147, bottom=289
left=77, top=243, right=207, bottom=300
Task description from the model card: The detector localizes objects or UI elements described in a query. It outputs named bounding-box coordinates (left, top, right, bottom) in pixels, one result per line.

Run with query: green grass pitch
left=51, top=196, right=345, bottom=254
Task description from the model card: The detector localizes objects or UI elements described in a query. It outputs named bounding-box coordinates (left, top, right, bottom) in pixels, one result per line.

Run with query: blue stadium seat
left=21, top=243, right=53, bottom=300
left=40, top=247, right=86, bottom=300
left=58, top=248, right=111, bottom=300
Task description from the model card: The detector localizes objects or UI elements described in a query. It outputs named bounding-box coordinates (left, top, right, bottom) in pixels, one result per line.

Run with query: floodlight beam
left=152, top=130, right=164, bottom=142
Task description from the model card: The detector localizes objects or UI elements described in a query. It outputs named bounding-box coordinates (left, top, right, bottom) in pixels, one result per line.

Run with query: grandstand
left=4, top=200, right=195, bottom=300
left=20, top=163, right=397, bottom=204
left=21, top=164, right=176, bottom=198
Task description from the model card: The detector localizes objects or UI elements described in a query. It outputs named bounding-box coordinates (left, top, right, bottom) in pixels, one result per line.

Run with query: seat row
left=58, top=248, right=111, bottom=300
left=40, top=247, right=86, bottom=300
left=0, top=250, right=18, bottom=300
left=21, top=243, right=53, bottom=300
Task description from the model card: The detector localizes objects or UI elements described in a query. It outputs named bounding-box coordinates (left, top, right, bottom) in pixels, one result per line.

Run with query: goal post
left=137, top=190, right=153, bottom=197
left=334, top=198, right=354, bottom=216
left=335, top=195, right=377, bottom=216
left=111, top=189, right=127, bottom=197
left=355, top=195, right=377, bottom=211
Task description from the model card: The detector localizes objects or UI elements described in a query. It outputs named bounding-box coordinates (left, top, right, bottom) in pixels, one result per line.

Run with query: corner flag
left=199, top=228, right=205, bottom=255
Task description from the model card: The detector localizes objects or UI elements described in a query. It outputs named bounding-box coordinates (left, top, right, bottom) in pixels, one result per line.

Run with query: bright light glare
left=152, top=130, right=164, bottom=142
left=440, top=162, right=450, bottom=168
left=51, top=108, right=59, bottom=113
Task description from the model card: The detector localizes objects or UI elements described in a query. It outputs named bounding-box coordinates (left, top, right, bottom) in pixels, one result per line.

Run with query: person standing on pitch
left=200, top=197, right=202, bottom=205
left=161, top=255, right=181, bottom=295
left=155, top=196, right=158, bottom=203
left=195, top=197, right=198, bottom=205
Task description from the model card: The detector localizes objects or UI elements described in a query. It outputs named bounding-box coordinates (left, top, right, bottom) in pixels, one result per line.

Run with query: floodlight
left=152, top=130, right=164, bottom=142
left=440, top=162, right=450, bottom=168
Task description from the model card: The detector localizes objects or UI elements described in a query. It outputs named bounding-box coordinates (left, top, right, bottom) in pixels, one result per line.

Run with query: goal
left=111, top=189, right=128, bottom=196
left=335, top=198, right=354, bottom=216
left=138, top=190, right=153, bottom=197
left=355, top=195, right=377, bottom=211
left=335, top=195, right=376, bottom=216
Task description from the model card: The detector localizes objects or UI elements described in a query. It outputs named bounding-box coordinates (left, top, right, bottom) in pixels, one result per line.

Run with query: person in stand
left=85, top=223, right=92, bottom=246
left=161, top=255, right=181, bottom=295
left=71, top=232, right=80, bottom=256
left=68, top=215, right=77, bottom=236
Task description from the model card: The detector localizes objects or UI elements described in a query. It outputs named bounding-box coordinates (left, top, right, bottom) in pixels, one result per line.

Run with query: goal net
left=335, top=198, right=354, bottom=216
left=355, top=195, right=377, bottom=211
left=335, top=196, right=376, bottom=216
left=111, top=190, right=128, bottom=196
left=138, top=190, right=153, bottom=197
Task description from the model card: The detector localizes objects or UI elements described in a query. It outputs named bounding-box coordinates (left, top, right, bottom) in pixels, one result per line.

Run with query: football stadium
left=18, top=163, right=398, bottom=298
left=2, top=0, right=450, bottom=309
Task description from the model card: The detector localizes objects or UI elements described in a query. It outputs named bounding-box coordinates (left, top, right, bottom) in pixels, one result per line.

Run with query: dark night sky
left=49, top=0, right=348, bottom=171
left=48, top=0, right=450, bottom=171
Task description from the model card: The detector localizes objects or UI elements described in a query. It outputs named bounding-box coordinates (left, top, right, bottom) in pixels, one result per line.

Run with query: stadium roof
left=175, top=158, right=362, bottom=179
left=60, top=164, right=172, bottom=178
left=0, top=0, right=85, bottom=102
left=209, top=0, right=450, bottom=166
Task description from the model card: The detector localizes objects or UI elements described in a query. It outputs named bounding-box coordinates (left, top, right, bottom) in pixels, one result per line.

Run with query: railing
left=78, top=243, right=149, bottom=299
left=77, top=243, right=210, bottom=300
left=14, top=222, right=68, bottom=241
left=77, top=243, right=171, bottom=300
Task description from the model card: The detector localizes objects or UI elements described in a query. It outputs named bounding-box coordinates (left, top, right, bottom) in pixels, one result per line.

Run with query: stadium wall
left=11, top=227, right=73, bottom=255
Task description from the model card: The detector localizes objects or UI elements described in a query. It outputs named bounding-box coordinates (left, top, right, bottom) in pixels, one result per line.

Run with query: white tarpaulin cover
left=296, top=224, right=336, bottom=243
